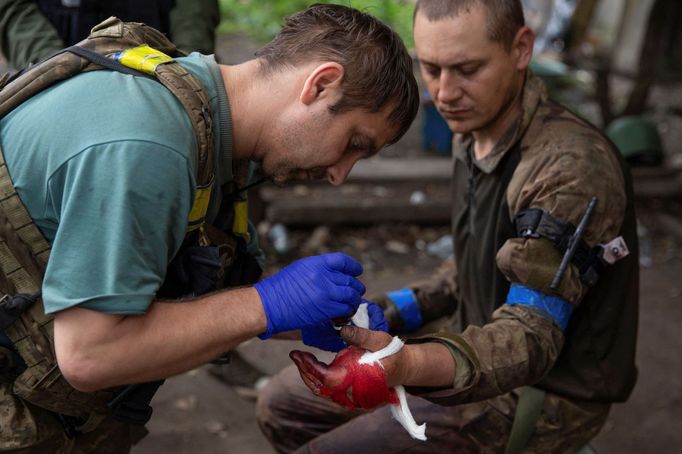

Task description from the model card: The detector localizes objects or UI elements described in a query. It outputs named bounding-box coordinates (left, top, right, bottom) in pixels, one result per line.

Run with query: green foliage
left=218, top=0, right=415, bottom=48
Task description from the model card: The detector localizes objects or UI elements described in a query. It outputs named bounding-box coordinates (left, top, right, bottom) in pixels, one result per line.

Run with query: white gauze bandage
left=352, top=304, right=427, bottom=441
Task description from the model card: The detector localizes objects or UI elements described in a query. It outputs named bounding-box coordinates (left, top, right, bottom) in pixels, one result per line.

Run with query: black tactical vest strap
left=0, top=292, right=41, bottom=330
left=514, top=208, right=605, bottom=287
left=107, top=380, right=164, bottom=425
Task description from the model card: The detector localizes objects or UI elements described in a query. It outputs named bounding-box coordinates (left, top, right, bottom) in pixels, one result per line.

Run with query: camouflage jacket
left=406, top=72, right=639, bottom=405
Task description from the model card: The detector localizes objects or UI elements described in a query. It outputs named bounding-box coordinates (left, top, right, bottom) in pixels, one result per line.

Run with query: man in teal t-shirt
left=0, top=4, right=419, bottom=452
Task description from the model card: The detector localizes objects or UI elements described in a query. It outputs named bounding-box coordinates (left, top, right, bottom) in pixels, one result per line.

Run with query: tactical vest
left=0, top=17, right=260, bottom=430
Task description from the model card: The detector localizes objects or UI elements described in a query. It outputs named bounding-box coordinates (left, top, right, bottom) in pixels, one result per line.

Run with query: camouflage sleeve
left=496, top=103, right=627, bottom=305
left=0, top=0, right=64, bottom=70
left=169, top=0, right=220, bottom=55
left=405, top=100, right=626, bottom=404
left=406, top=304, right=564, bottom=404
left=374, top=257, right=458, bottom=331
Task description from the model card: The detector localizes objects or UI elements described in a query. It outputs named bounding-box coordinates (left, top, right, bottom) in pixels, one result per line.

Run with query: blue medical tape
left=387, top=288, right=423, bottom=331
left=506, top=283, right=574, bottom=331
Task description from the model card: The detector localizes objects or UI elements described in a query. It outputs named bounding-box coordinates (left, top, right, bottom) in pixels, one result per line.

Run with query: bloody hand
left=289, top=346, right=399, bottom=410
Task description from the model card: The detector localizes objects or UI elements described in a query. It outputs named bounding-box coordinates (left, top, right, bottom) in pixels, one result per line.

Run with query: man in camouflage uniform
left=256, top=0, right=639, bottom=452
left=0, top=5, right=418, bottom=452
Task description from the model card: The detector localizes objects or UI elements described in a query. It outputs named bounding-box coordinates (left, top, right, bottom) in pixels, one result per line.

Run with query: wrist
left=399, top=342, right=455, bottom=388
left=399, top=344, right=422, bottom=387
left=386, top=288, right=423, bottom=332
left=250, top=285, right=272, bottom=339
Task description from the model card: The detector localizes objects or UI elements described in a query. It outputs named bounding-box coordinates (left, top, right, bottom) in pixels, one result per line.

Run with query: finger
left=322, top=253, right=363, bottom=276
left=300, top=369, right=325, bottom=396
left=340, top=326, right=393, bottom=351
left=290, top=350, right=326, bottom=391
left=302, top=326, right=347, bottom=352
left=290, top=350, right=327, bottom=375
left=289, top=350, right=336, bottom=384
left=366, top=302, right=389, bottom=332
left=328, top=272, right=366, bottom=295
left=328, top=286, right=362, bottom=312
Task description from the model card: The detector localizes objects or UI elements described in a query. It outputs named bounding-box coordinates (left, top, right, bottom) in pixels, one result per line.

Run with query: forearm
left=54, top=286, right=266, bottom=391
left=378, top=257, right=458, bottom=331
left=412, top=305, right=565, bottom=405
left=339, top=325, right=456, bottom=389
left=393, top=341, right=455, bottom=388
left=0, top=0, right=63, bottom=69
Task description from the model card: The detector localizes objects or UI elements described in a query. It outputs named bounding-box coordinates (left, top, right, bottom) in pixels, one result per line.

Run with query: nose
left=326, top=155, right=360, bottom=186
left=436, top=71, right=463, bottom=105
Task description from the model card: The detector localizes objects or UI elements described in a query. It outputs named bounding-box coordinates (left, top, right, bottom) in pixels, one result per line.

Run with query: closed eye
left=422, top=63, right=441, bottom=78
left=347, top=135, right=376, bottom=157
left=458, top=64, right=481, bottom=77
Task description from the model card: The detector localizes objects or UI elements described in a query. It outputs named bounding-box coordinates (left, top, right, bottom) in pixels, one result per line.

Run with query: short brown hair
left=255, top=4, right=419, bottom=144
left=415, top=0, right=525, bottom=51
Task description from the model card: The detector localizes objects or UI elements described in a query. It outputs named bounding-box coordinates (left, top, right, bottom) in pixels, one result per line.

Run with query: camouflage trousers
left=256, top=365, right=610, bottom=454
left=0, top=383, right=132, bottom=453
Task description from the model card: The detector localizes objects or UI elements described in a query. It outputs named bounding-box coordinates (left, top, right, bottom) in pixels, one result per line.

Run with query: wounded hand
left=289, top=346, right=399, bottom=410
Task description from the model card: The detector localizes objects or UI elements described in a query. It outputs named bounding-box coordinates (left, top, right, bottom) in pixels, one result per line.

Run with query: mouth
left=439, top=107, right=471, bottom=118
left=299, top=169, right=327, bottom=181
left=292, top=170, right=313, bottom=182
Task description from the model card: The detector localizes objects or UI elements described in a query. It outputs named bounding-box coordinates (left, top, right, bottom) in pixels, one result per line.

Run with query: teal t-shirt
left=0, top=53, right=232, bottom=315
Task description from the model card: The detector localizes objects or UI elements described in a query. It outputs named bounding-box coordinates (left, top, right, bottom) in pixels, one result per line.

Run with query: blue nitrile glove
left=255, top=253, right=366, bottom=339
left=301, top=301, right=389, bottom=352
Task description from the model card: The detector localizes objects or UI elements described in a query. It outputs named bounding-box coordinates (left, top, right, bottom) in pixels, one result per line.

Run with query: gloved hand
left=255, top=253, right=365, bottom=339
left=370, top=293, right=403, bottom=330
left=301, top=301, right=388, bottom=352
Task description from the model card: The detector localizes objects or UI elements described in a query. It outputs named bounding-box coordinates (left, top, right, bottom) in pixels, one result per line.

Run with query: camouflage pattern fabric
left=411, top=72, right=638, bottom=405
left=0, top=383, right=131, bottom=453
left=374, top=257, right=457, bottom=330
left=256, top=364, right=609, bottom=454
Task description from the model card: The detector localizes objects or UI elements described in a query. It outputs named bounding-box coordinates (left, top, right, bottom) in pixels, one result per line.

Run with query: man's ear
left=512, top=26, right=534, bottom=71
left=300, top=62, right=344, bottom=106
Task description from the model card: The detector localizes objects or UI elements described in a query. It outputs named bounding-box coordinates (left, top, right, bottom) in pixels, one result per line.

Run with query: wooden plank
left=633, top=174, right=682, bottom=199
left=261, top=183, right=451, bottom=225
left=346, top=157, right=452, bottom=182
left=258, top=161, right=682, bottom=225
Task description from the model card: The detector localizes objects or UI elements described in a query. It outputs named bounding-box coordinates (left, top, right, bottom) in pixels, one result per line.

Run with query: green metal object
left=529, top=58, right=569, bottom=78
left=605, top=116, right=664, bottom=166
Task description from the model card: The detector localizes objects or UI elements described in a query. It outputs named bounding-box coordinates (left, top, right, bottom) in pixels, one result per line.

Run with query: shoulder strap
left=0, top=151, right=51, bottom=277
left=504, top=386, right=546, bottom=454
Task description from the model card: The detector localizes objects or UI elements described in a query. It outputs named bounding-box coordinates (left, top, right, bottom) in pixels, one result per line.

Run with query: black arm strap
left=108, top=380, right=165, bottom=425
left=514, top=208, right=605, bottom=287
